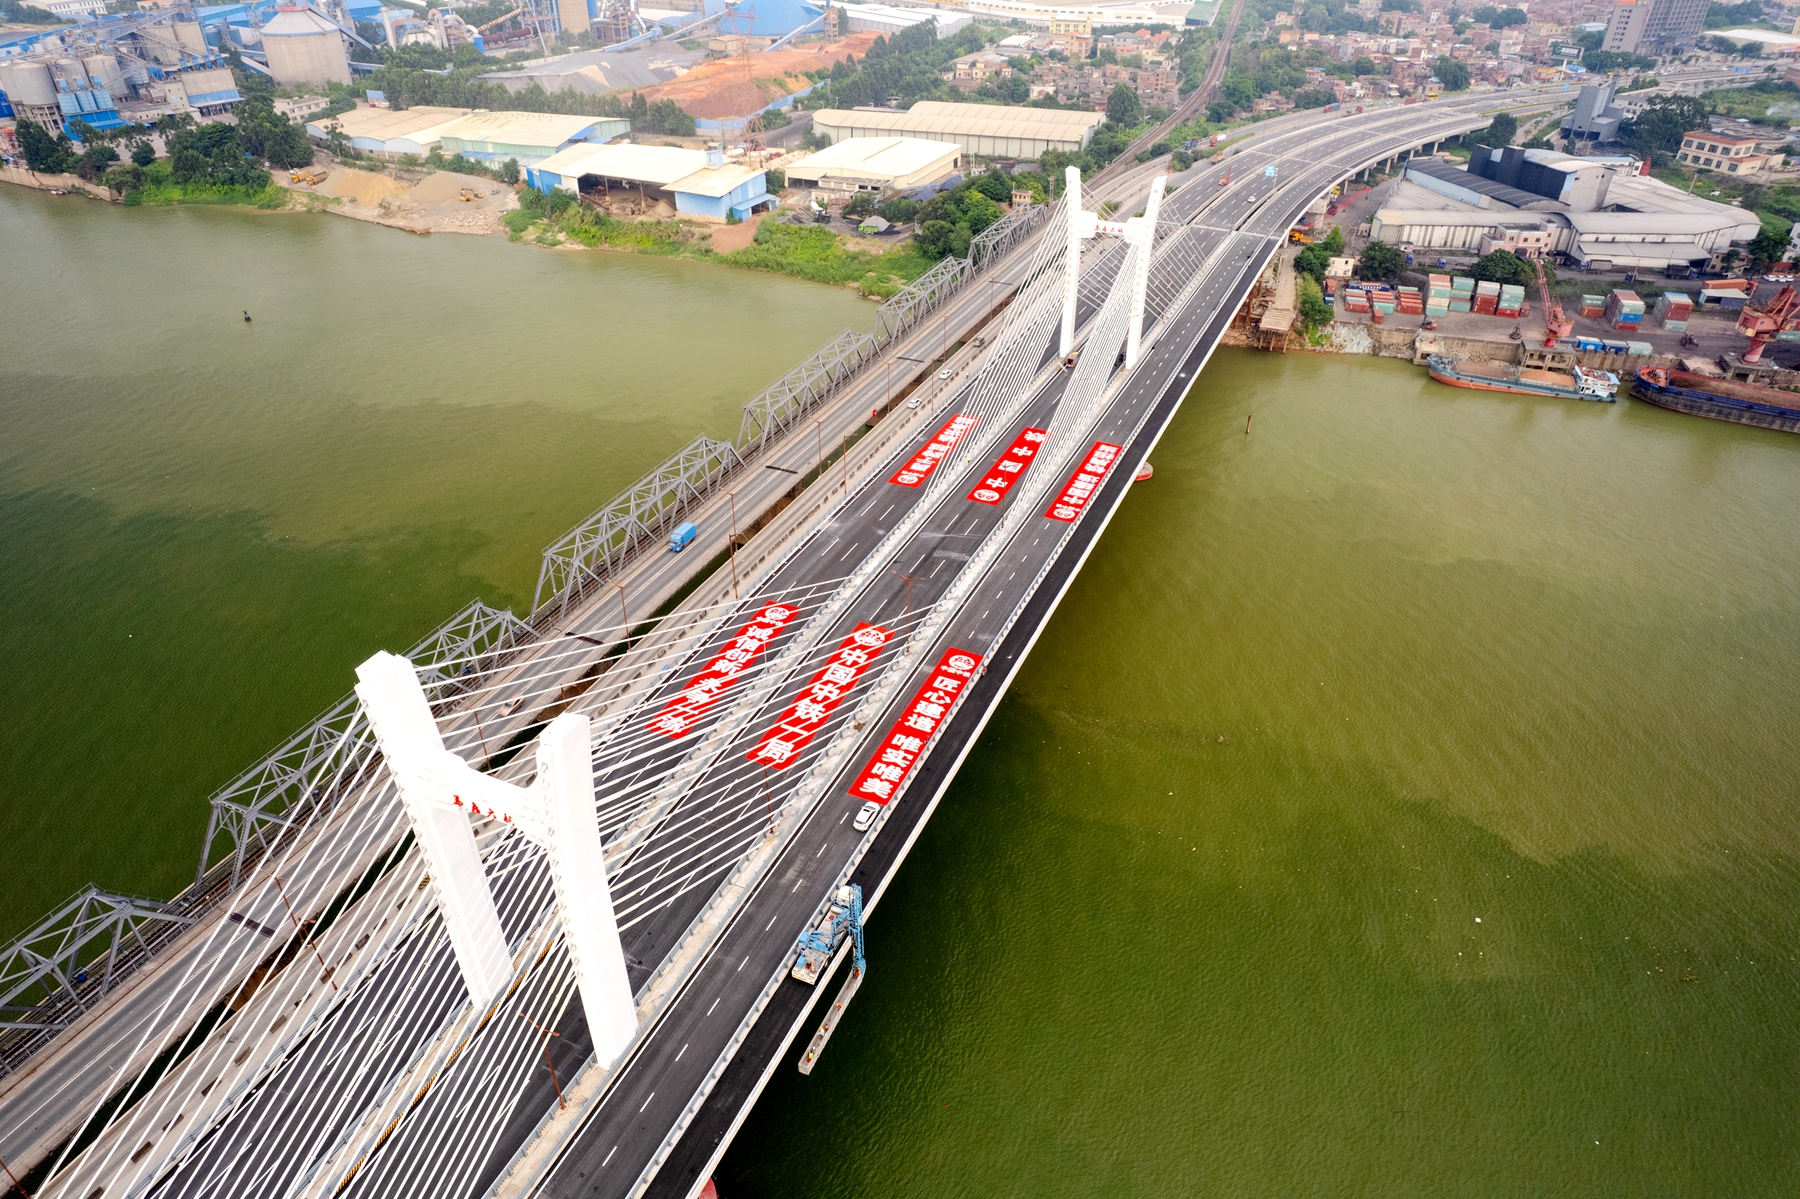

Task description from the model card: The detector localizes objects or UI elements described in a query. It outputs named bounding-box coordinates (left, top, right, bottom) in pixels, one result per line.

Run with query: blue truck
left=669, top=521, right=697, bottom=552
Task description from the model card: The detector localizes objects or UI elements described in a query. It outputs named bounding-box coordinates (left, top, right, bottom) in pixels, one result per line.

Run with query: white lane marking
left=604, top=1145, right=618, bottom=1167
left=816, top=841, right=827, bottom=857
left=708, top=996, right=721, bottom=1016
left=676, top=1043, right=688, bottom=1061
left=766, top=915, right=777, bottom=930
left=640, top=1092, right=655, bottom=1112
left=793, top=876, right=805, bottom=890
left=738, top=955, right=749, bottom=971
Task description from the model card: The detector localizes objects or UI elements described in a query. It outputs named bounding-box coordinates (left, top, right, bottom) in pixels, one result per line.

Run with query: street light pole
left=616, top=582, right=628, bottom=631
left=727, top=489, right=739, bottom=599
left=813, top=417, right=824, bottom=481
left=890, top=567, right=923, bottom=653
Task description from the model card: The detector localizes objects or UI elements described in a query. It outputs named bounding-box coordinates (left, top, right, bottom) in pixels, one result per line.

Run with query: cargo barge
left=1426, top=354, right=1619, bottom=402
left=1631, top=367, right=1800, bottom=434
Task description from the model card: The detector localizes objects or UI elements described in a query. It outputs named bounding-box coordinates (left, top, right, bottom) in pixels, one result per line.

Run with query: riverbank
left=1, top=160, right=935, bottom=295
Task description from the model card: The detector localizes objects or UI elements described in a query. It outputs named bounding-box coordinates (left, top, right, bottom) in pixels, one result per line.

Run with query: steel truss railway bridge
left=2, top=91, right=1568, bottom=1199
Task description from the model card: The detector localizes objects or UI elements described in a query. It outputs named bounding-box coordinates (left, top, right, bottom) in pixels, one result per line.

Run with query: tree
left=1294, top=240, right=1333, bottom=282
left=1434, top=56, right=1471, bottom=91
left=1357, top=240, right=1404, bottom=281
left=131, top=139, right=156, bottom=167
left=1748, top=223, right=1789, bottom=270
left=1297, top=274, right=1333, bottom=330
left=74, top=142, right=119, bottom=180
left=1622, top=94, right=1706, bottom=161
left=17, top=119, right=75, bottom=173
left=498, top=157, right=520, bottom=184
left=1481, top=111, right=1518, bottom=146
left=1470, top=248, right=1534, bottom=284
left=643, top=98, right=695, bottom=136
left=843, top=191, right=876, bottom=217
left=1106, top=82, right=1142, bottom=127
left=628, top=90, right=649, bottom=129
left=766, top=167, right=786, bottom=192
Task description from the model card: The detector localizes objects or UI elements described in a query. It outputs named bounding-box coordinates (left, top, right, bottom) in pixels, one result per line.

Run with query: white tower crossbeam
left=354, top=651, right=639, bottom=1066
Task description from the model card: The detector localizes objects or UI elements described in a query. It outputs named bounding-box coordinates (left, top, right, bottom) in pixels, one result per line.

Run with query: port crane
left=1536, top=260, right=1571, bottom=347
left=1736, top=284, right=1800, bottom=363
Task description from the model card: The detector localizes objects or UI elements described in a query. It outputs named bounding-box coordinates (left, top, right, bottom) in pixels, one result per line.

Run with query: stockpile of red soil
left=634, top=32, right=879, bottom=120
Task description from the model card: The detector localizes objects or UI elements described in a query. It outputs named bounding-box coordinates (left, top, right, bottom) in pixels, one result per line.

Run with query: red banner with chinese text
left=745, top=622, right=895, bottom=770
left=1044, top=441, right=1122, bottom=522
left=967, top=427, right=1047, bottom=505
left=890, top=413, right=978, bottom=488
left=646, top=602, right=801, bottom=739
left=847, top=647, right=984, bottom=804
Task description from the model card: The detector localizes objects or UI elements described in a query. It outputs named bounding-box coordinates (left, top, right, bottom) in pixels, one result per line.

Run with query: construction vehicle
left=458, top=187, right=480, bottom=202
left=1288, top=228, right=1312, bottom=244
left=1535, top=260, right=1571, bottom=347
left=290, top=168, right=328, bottom=186
left=791, top=884, right=864, bottom=985
left=1736, top=284, right=1800, bottom=363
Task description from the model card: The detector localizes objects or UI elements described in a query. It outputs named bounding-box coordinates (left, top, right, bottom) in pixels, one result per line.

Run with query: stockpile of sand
left=410, top=170, right=505, bottom=209
left=634, top=32, right=878, bottom=120
left=320, top=168, right=410, bottom=206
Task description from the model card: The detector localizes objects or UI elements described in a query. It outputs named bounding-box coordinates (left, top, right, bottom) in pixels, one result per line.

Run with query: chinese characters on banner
left=890, top=413, right=978, bottom=488
left=647, top=602, right=801, bottom=739
left=746, top=622, right=895, bottom=770
left=967, top=427, right=1047, bottom=505
left=848, top=648, right=984, bottom=805
left=1045, top=441, right=1123, bottom=522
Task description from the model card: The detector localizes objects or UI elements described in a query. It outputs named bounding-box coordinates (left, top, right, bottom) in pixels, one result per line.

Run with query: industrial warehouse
left=525, top=142, right=777, bottom=220
left=303, top=107, right=629, bottom=164
left=782, top=136, right=964, bottom=196
left=1370, top=147, right=1764, bottom=274
left=808, top=101, right=1105, bottom=159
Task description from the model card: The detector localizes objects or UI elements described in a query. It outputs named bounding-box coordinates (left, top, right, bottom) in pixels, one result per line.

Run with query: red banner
left=647, top=602, right=801, bottom=739
left=1045, top=441, right=1122, bottom=522
left=746, top=622, right=895, bottom=770
left=967, top=427, right=1047, bottom=505
left=848, top=648, right=983, bottom=804
left=890, top=413, right=978, bottom=488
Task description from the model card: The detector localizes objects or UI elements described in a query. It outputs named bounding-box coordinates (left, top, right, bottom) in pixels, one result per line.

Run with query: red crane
left=1737, top=284, right=1800, bottom=363
left=1536, top=259, right=1570, bottom=347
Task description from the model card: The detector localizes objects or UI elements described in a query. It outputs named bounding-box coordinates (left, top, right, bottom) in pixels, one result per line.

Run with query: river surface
left=5, top=186, right=1799, bottom=1194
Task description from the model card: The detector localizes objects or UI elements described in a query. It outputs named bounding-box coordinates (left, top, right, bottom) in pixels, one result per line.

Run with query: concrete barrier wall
left=0, top=164, right=119, bottom=202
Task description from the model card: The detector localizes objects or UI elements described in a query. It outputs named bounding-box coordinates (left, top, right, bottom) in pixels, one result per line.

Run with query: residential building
left=1677, top=129, right=1783, bottom=174
left=1601, top=0, right=1650, bottom=53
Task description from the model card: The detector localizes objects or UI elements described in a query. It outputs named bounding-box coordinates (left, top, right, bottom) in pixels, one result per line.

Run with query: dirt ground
left=298, top=167, right=517, bottom=235
left=633, top=33, right=879, bottom=120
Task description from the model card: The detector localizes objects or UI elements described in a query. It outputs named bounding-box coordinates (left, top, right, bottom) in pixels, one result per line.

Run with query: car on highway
left=853, top=801, right=880, bottom=831
left=938, top=367, right=954, bottom=380
left=906, top=396, right=921, bottom=409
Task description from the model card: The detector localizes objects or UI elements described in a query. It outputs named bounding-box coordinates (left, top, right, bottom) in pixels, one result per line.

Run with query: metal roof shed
left=783, top=137, right=961, bottom=194
left=809, top=101, right=1103, bottom=159
left=437, top=110, right=627, bottom=163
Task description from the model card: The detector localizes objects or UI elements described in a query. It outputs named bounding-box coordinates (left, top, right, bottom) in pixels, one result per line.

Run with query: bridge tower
left=355, top=652, right=640, bottom=1066
left=1124, top=174, right=1167, bottom=370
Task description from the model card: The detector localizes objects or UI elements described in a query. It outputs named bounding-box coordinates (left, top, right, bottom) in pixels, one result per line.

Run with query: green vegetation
left=1472, top=4, right=1527, bottom=24
left=723, top=222, right=934, bottom=295
left=1478, top=110, right=1518, bottom=146
left=0, top=0, right=59, bottom=22
left=1293, top=225, right=1345, bottom=283
left=501, top=186, right=935, bottom=297
left=1620, top=92, right=1708, bottom=161
left=1356, top=240, right=1404, bottom=282
left=1295, top=273, right=1332, bottom=331
left=1705, top=0, right=1770, bottom=29
left=1107, top=82, right=1142, bottom=127
left=1468, top=248, right=1535, bottom=285
left=1433, top=56, right=1470, bottom=92
left=913, top=171, right=1032, bottom=259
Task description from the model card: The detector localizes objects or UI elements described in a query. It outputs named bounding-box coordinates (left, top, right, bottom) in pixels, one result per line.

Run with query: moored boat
left=1426, top=354, right=1618, bottom=402
left=1134, top=462, right=1154, bottom=481
left=1631, top=367, right=1800, bottom=434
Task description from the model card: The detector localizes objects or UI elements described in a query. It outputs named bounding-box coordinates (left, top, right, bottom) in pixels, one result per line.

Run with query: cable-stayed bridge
left=1, top=92, right=1568, bottom=1199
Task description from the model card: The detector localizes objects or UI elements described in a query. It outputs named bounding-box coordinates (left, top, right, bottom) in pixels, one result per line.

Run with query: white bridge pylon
left=1058, top=164, right=1168, bottom=369
left=354, top=652, right=639, bottom=1066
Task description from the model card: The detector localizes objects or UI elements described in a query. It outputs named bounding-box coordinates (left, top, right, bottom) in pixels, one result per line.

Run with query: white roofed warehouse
left=303, top=106, right=473, bottom=159
left=783, top=137, right=962, bottom=196
left=436, top=110, right=629, bottom=164
left=809, top=101, right=1103, bottom=159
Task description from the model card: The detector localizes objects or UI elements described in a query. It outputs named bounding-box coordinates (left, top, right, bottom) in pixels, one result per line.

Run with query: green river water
left=4, top=185, right=1798, bottom=1195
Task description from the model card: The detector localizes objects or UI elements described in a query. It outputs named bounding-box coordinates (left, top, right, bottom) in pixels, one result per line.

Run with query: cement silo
left=0, top=60, right=58, bottom=107
left=261, top=6, right=351, bottom=89
left=82, top=54, right=125, bottom=99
